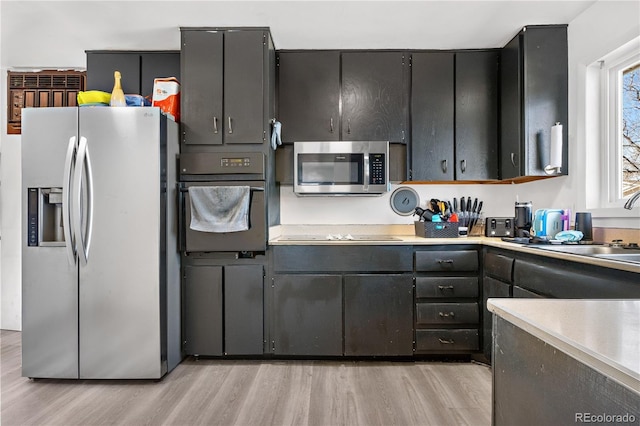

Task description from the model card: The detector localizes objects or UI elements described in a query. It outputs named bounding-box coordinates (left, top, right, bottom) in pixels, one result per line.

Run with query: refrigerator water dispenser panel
left=27, top=187, right=65, bottom=246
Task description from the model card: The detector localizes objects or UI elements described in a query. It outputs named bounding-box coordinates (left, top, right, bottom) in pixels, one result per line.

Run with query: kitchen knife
left=470, top=200, right=483, bottom=231
left=453, top=198, right=458, bottom=215
left=467, top=197, right=478, bottom=226
left=471, top=198, right=478, bottom=215
left=460, top=198, right=467, bottom=226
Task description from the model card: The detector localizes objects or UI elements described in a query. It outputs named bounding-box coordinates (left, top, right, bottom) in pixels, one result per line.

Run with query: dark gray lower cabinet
left=184, top=265, right=223, bottom=356
left=272, top=274, right=342, bottom=356
left=512, top=285, right=545, bottom=299
left=482, top=276, right=511, bottom=358
left=184, top=264, right=264, bottom=356
left=493, top=317, right=639, bottom=425
left=344, top=274, right=414, bottom=356
left=224, top=265, right=264, bottom=355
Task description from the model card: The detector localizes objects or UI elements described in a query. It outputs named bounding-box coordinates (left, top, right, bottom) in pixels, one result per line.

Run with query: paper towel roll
left=545, top=122, right=562, bottom=174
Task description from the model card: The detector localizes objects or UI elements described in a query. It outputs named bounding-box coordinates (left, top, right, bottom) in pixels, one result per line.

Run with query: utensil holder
left=414, top=221, right=460, bottom=238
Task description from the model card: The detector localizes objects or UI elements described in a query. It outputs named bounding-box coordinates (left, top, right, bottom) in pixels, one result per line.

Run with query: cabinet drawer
left=415, top=329, right=479, bottom=352
left=415, top=277, right=478, bottom=298
left=484, top=252, right=514, bottom=283
left=415, top=250, right=478, bottom=272
left=416, top=303, right=479, bottom=325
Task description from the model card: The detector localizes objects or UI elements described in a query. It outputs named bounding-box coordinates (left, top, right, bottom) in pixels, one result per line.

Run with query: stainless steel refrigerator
left=21, top=107, right=181, bottom=379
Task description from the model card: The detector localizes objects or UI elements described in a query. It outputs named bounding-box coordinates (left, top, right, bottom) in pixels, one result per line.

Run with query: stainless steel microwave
left=294, top=141, right=390, bottom=196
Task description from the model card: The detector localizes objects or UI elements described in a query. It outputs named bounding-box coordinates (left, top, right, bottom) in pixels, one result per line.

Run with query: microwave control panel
left=369, top=154, right=386, bottom=184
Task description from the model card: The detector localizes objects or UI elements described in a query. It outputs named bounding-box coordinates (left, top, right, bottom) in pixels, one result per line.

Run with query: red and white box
left=152, top=77, right=180, bottom=122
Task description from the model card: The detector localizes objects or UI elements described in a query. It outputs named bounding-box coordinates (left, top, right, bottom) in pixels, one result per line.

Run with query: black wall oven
left=179, top=152, right=267, bottom=253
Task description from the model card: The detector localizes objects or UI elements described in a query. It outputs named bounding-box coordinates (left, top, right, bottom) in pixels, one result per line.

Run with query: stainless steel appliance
left=179, top=152, right=267, bottom=253
left=293, top=141, right=389, bottom=195
left=514, top=201, right=533, bottom=238
left=21, top=107, right=181, bottom=379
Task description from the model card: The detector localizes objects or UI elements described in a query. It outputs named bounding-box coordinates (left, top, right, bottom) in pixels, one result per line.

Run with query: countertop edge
left=268, top=227, right=640, bottom=273
left=487, top=299, right=640, bottom=396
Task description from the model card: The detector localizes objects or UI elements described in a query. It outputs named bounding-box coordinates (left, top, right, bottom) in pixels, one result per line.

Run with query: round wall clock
left=390, top=187, right=420, bottom=216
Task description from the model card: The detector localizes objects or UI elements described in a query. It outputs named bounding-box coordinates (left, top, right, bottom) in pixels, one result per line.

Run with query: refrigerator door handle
left=73, top=136, right=93, bottom=265
left=83, top=140, right=94, bottom=262
left=62, top=136, right=77, bottom=265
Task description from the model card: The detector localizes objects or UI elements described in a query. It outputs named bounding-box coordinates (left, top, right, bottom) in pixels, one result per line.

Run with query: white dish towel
left=188, top=186, right=250, bottom=233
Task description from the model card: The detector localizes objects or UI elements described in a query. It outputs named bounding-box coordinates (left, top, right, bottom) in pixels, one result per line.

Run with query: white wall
left=1, top=1, right=639, bottom=330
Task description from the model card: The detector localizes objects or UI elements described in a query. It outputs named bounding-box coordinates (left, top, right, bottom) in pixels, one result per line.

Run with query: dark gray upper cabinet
left=341, top=52, right=409, bottom=143
left=455, top=51, right=499, bottom=180
left=86, top=51, right=180, bottom=99
left=500, top=25, right=568, bottom=179
left=410, top=51, right=498, bottom=181
left=181, top=29, right=271, bottom=145
left=410, top=52, right=455, bottom=181
left=277, top=51, right=340, bottom=142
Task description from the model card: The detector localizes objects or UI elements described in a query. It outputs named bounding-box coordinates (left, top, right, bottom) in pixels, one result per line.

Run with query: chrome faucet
left=624, top=190, right=640, bottom=209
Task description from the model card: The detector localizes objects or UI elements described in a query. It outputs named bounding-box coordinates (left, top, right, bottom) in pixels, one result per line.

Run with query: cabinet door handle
left=439, top=312, right=455, bottom=318
left=330, top=117, right=334, bottom=133
left=228, top=117, right=233, bottom=134
left=213, top=116, right=218, bottom=134
left=441, top=159, right=447, bottom=173
left=510, top=152, right=516, bottom=167
left=438, top=338, right=455, bottom=344
left=347, top=119, right=351, bottom=134
left=438, top=285, right=455, bottom=291
left=460, top=159, right=466, bottom=173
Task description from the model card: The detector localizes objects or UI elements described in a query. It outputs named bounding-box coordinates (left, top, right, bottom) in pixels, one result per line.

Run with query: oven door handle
left=178, top=183, right=186, bottom=252
left=178, top=186, right=264, bottom=193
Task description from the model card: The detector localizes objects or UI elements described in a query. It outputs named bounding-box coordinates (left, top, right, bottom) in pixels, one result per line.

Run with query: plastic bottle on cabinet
left=110, top=71, right=126, bottom=107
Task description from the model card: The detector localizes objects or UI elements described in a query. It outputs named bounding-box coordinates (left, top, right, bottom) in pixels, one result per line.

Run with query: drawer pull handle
left=439, top=311, right=455, bottom=318
left=438, top=285, right=455, bottom=291
left=438, top=338, right=455, bottom=344
left=437, top=259, right=454, bottom=265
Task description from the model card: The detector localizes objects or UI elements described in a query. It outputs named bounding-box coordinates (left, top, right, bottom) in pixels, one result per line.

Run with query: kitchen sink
left=530, top=244, right=640, bottom=264
left=593, top=253, right=640, bottom=263
left=530, top=245, right=637, bottom=255
left=278, top=234, right=403, bottom=242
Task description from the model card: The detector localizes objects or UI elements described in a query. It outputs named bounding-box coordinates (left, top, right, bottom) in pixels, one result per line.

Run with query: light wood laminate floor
left=1, top=330, right=492, bottom=426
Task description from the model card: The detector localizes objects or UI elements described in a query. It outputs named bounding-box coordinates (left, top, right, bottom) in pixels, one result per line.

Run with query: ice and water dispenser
left=27, top=187, right=65, bottom=246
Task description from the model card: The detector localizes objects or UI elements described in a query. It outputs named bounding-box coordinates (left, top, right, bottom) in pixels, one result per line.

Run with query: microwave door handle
left=363, top=153, right=370, bottom=191
left=63, top=136, right=77, bottom=265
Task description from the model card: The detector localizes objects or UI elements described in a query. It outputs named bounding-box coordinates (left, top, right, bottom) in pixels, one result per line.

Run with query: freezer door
left=21, top=107, right=79, bottom=379
left=77, top=108, right=164, bottom=379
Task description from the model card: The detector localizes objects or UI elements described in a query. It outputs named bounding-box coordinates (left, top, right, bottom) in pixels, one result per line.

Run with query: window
left=600, top=38, right=640, bottom=207
left=622, top=63, right=640, bottom=197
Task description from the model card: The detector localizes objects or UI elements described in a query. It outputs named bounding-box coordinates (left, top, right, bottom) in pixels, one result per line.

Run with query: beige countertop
left=269, top=224, right=640, bottom=273
left=487, top=299, right=640, bottom=395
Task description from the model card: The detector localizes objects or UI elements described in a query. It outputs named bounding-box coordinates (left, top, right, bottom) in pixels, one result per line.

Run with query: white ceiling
left=2, top=1, right=598, bottom=67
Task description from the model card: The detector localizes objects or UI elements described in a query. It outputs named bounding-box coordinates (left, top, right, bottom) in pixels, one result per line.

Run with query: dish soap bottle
left=110, top=71, right=126, bottom=107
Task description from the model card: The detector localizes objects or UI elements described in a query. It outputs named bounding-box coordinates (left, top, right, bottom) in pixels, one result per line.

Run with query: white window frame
left=599, top=40, right=640, bottom=208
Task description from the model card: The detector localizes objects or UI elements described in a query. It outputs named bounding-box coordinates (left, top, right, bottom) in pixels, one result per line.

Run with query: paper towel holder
left=544, top=122, right=563, bottom=175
